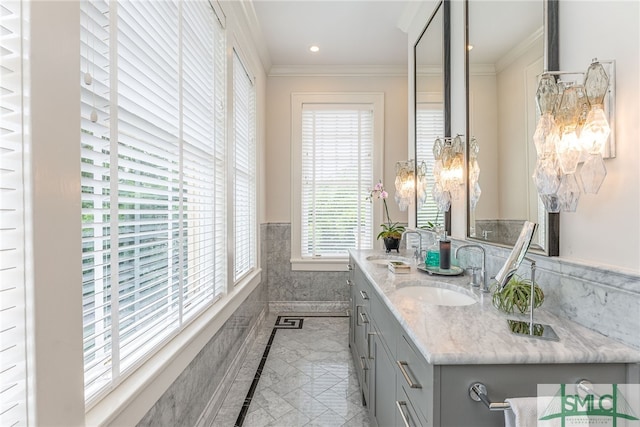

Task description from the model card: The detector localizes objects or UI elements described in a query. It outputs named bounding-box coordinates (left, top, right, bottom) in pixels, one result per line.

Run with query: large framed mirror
left=465, top=0, right=559, bottom=255
left=414, top=0, right=451, bottom=232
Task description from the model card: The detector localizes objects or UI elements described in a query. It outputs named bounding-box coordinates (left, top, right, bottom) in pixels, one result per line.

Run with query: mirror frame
left=464, top=0, right=559, bottom=256
left=413, top=0, right=451, bottom=234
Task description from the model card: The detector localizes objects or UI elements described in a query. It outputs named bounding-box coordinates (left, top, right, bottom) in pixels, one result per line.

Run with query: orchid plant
left=367, top=181, right=405, bottom=240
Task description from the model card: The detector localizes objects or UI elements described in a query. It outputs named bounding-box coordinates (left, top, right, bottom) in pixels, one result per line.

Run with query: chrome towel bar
left=469, top=383, right=511, bottom=411
left=469, top=380, right=601, bottom=412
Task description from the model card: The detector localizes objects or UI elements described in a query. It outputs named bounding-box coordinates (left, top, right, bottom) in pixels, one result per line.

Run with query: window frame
left=416, top=91, right=445, bottom=226
left=80, top=0, right=233, bottom=406
left=290, top=92, right=384, bottom=271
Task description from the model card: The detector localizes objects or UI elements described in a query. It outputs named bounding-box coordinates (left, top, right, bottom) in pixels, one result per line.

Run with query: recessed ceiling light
left=309, top=45, right=320, bottom=53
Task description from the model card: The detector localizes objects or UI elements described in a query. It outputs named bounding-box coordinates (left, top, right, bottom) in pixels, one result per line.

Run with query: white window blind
left=0, top=2, right=29, bottom=425
left=301, top=105, right=374, bottom=257
left=416, top=103, right=444, bottom=225
left=80, top=0, right=226, bottom=402
left=232, top=51, right=256, bottom=283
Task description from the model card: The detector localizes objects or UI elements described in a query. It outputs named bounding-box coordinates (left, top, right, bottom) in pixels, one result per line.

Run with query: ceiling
left=251, top=0, right=413, bottom=72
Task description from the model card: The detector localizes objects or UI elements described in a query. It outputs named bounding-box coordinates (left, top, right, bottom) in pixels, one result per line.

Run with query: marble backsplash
left=448, top=234, right=640, bottom=350
left=264, top=223, right=639, bottom=350
left=264, top=223, right=349, bottom=313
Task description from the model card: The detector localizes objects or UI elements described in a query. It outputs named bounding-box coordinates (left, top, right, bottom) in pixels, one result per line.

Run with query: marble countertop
left=349, top=249, right=640, bottom=365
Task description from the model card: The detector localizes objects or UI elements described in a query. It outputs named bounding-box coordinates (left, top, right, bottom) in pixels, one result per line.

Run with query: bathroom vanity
left=348, top=250, right=640, bottom=427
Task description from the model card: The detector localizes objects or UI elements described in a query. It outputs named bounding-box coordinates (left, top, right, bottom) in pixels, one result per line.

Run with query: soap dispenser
left=425, top=232, right=440, bottom=268
left=439, top=231, right=451, bottom=270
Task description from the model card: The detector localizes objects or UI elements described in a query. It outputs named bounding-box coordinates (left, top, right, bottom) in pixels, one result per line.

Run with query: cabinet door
left=372, top=333, right=396, bottom=427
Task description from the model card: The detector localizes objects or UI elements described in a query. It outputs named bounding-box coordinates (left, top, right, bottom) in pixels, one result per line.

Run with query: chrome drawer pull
left=360, top=356, right=369, bottom=371
left=359, top=311, right=369, bottom=324
left=359, top=290, right=369, bottom=300
left=396, top=401, right=412, bottom=427
left=367, top=331, right=376, bottom=359
left=355, top=305, right=363, bottom=326
left=346, top=279, right=352, bottom=287
left=347, top=264, right=354, bottom=271
left=397, top=360, right=422, bottom=389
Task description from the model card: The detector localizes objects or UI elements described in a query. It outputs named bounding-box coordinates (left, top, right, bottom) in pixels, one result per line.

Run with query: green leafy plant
left=376, top=222, right=406, bottom=240
left=492, top=275, right=544, bottom=314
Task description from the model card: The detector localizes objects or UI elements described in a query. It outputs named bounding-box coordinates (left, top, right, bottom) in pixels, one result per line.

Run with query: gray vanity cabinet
left=348, top=253, right=639, bottom=426
left=349, top=259, right=372, bottom=405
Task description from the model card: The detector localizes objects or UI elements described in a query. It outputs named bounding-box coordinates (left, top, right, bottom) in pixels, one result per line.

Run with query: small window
left=291, top=93, right=384, bottom=271
left=416, top=95, right=444, bottom=226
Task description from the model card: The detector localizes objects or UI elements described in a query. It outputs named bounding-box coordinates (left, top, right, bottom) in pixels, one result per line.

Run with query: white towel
left=504, top=397, right=539, bottom=427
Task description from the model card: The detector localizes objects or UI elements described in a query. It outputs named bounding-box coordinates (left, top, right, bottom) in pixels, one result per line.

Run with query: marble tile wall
left=265, top=223, right=350, bottom=313
left=473, top=219, right=526, bottom=245
left=136, top=224, right=269, bottom=427
left=449, top=235, right=640, bottom=350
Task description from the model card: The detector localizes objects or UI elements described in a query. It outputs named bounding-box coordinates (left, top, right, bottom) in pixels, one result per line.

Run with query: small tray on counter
left=417, top=265, right=464, bottom=276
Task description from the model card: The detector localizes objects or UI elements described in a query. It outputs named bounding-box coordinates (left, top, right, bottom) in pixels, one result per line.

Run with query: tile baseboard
left=194, top=308, right=267, bottom=427
left=269, top=301, right=349, bottom=315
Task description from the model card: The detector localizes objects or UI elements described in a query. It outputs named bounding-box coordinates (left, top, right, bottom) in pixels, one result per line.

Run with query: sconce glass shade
left=432, top=135, right=465, bottom=212
left=533, top=113, right=558, bottom=157
left=584, top=60, right=609, bottom=106
left=555, top=130, right=582, bottom=174
left=416, top=161, right=428, bottom=206
left=535, top=74, right=559, bottom=115
left=557, top=173, right=581, bottom=212
left=532, top=154, right=561, bottom=196
left=579, top=152, right=607, bottom=194
left=555, top=83, right=589, bottom=131
left=580, top=105, right=610, bottom=153
left=468, top=137, right=481, bottom=211
left=394, top=160, right=429, bottom=211
left=531, top=59, right=613, bottom=213
left=395, top=161, right=415, bottom=212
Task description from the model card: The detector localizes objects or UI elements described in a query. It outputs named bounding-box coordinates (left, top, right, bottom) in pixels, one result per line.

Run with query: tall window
left=0, top=2, right=30, bottom=424
left=416, top=98, right=444, bottom=226
left=232, top=51, right=256, bottom=282
left=291, top=93, right=384, bottom=270
left=80, top=0, right=226, bottom=402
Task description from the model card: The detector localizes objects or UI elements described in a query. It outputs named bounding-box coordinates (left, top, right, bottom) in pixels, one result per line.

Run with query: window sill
left=290, top=257, right=350, bottom=272
left=85, top=269, right=262, bottom=426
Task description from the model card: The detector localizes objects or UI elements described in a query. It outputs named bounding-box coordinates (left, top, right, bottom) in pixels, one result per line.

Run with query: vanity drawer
left=397, top=384, right=427, bottom=427
left=369, top=286, right=398, bottom=355
left=396, top=334, right=433, bottom=424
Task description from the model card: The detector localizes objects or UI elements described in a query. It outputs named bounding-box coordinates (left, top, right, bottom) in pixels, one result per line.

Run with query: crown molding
left=495, top=26, right=544, bottom=73
left=268, top=64, right=408, bottom=77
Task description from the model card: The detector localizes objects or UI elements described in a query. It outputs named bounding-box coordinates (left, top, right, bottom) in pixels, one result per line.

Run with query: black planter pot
left=383, top=237, right=401, bottom=253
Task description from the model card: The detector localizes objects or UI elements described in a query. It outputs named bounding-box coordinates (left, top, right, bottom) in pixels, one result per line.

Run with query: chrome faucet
left=455, top=244, right=490, bottom=292
left=402, top=230, right=423, bottom=261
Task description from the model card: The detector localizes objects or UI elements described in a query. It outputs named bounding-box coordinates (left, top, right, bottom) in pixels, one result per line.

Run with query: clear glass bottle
left=425, top=230, right=440, bottom=268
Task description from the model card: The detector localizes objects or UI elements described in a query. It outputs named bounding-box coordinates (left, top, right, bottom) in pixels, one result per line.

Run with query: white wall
left=557, top=1, right=639, bottom=271
left=265, top=75, right=408, bottom=225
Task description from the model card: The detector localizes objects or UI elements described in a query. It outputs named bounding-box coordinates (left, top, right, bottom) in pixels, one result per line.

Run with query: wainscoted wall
left=265, top=223, right=350, bottom=313
left=449, top=235, right=640, bottom=350
left=136, top=225, right=269, bottom=427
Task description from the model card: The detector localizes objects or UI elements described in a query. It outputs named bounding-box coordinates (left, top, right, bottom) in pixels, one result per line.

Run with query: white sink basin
left=366, top=255, right=411, bottom=266
left=394, top=285, right=477, bottom=306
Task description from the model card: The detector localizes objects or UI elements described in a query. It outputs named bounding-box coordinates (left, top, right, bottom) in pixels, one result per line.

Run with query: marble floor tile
left=211, top=315, right=371, bottom=427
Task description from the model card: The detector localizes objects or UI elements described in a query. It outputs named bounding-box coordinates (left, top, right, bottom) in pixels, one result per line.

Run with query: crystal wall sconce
left=468, top=137, right=481, bottom=212
left=432, top=135, right=465, bottom=212
left=532, top=59, right=615, bottom=213
left=394, top=160, right=428, bottom=211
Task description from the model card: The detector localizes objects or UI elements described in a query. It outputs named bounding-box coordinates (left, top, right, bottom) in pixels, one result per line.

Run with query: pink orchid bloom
left=380, top=190, right=388, bottom=199
left=374, top=182, right=383, bottom=191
